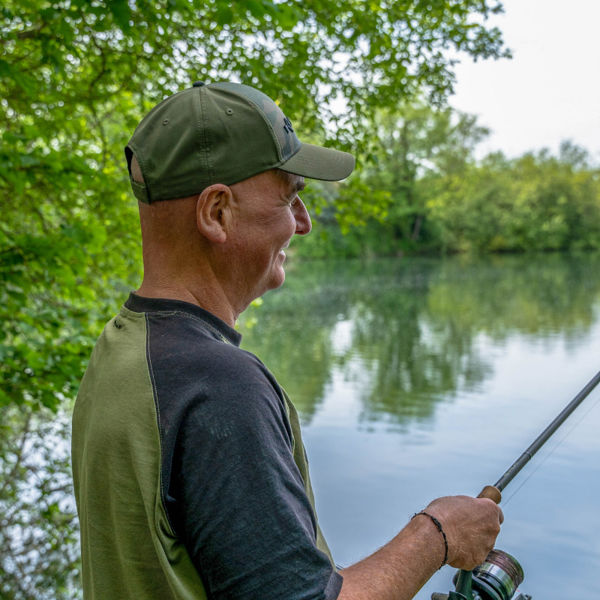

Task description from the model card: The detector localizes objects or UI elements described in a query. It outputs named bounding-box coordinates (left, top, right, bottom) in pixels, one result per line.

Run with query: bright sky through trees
left=451, top=0, right=600, bottom=160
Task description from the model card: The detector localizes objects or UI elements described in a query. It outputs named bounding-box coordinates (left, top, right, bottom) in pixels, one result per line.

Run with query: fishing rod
left=477, top=368, right=600, bottom=505
left=433, top=368, right=600, bottom=600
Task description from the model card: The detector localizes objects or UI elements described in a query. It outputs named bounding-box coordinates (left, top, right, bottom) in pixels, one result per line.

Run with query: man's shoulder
left=143, top=308, right=265, bottom=378
left=141, top=306, right=282, bottom=406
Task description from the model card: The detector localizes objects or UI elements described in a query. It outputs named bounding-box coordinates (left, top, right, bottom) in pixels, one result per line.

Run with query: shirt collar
left=124, top=292, right=242, bottom=346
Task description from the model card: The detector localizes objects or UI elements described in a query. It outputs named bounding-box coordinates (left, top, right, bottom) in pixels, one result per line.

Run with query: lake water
left=3, top=253, right=600, bottom=599
left=238, top=253, right=600, bottom=600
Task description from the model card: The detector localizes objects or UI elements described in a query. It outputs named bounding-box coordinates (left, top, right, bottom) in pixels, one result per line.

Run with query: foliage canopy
left=1, top=0, right=509, bottom=411
left=299, top=107, right=600, bottom=259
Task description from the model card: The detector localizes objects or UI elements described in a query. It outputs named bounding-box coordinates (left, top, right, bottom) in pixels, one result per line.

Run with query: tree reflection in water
left=239, top=253, right=600, bottom=427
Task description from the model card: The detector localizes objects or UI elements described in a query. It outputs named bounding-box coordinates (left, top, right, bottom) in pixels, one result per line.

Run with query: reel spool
left=433, top=549, right=531, bottom=600
left=461, top=550, right=528, bottom=600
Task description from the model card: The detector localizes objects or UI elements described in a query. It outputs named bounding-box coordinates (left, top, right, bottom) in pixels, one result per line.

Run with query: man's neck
left=136, top=280, right=240, bottom=327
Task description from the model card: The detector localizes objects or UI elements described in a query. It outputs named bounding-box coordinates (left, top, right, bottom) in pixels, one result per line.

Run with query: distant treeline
left=300, top=106, right=600, bottom=259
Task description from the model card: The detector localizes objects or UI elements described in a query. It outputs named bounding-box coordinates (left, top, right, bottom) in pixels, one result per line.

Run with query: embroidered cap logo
left=283, top=117, right=294, bottom=135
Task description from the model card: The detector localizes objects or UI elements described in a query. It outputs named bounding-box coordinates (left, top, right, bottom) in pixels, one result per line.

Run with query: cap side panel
left=210, top=82, right=301, bottom=162
left=150, top=89, right=210, bottom=201
left=127, top=89, right=197, bottom=203
left=202, top=90, right=281, bottom=186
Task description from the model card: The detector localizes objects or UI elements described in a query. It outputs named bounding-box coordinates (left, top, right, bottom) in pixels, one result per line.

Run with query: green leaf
left=107, top=0, right=132, bottom=30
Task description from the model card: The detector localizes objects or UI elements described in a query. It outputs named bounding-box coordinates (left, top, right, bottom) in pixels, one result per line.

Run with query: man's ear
left=195, top=184, right=232, bottom=243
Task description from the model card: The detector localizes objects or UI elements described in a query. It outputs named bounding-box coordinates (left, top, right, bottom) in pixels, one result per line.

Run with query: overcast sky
left=450, top=0, right=600, bottom=161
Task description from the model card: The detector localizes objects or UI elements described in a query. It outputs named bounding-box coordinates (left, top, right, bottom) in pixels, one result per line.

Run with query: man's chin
left=252, top=267, right=287, bottom=302
left=268, top=267, right=286, bottom=292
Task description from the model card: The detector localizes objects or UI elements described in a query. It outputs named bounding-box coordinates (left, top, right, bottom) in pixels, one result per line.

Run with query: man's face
left=227, top=170, right=311, bottom=304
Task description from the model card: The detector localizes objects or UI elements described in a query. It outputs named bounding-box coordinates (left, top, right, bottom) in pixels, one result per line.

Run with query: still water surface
left=238, top=253, right=600, bottom=599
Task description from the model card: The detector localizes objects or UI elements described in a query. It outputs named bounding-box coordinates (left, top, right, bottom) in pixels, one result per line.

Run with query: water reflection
left=239, top=253, right=600, bottom=425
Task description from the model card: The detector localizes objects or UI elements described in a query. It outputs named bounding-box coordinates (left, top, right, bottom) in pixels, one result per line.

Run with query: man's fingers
left=425, top=495, right=504, bottom=569
left=478, top=497, right=504, bottom=525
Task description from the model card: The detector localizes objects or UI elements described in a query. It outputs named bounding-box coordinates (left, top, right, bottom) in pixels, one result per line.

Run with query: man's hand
left=423, top=495, right=503, bottom=570
left=338, top=494, right=503, bottom=600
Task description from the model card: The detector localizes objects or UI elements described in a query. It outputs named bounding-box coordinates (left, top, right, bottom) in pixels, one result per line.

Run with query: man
left=72, top=81, right=502, bottom=600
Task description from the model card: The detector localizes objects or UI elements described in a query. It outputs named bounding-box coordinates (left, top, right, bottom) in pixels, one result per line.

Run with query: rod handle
left=478, top=485, right=502, bottom=504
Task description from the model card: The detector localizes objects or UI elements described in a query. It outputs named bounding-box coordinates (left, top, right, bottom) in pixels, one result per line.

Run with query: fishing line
left=502, top=383, right=600, bottom=507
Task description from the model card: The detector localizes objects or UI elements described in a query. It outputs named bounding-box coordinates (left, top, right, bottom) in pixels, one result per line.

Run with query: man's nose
left=294, top=198, right=312, bottom=235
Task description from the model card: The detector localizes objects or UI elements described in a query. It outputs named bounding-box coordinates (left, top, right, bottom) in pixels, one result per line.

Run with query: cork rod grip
left=478, top=485, right=502, bottom=504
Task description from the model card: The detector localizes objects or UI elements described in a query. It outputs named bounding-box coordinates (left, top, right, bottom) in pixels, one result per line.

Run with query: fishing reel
left=432, top=549, right=532, bottom=600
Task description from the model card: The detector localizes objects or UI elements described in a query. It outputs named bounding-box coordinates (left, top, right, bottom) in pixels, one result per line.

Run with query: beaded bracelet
left=412, top=511, right=449, bottom=569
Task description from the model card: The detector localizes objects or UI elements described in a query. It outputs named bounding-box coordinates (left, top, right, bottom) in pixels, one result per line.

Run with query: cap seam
left=196, top=86, right=212, bottom=183
left=248, top=97, right=283, bottom=160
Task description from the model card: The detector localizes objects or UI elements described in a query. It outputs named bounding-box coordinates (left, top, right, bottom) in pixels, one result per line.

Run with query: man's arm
left=167, top=352, right=343, bottom=600
left=338, top=495, right=503, bottom=600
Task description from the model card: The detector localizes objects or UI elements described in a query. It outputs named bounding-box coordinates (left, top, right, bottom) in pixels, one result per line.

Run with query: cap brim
left=279, top=143, right=355, bottom=181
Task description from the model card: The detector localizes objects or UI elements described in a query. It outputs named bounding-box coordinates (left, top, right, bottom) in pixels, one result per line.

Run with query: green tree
left=1, top=0, right=510, bottom=411
left=366, top=105, right=490, bottom=251
left=299, top=103, right=491, bottom=257
left=0, top=406, right=80, bottom=599
left=426, top=145, right=600, bottom=253
left=425, top=151, right=514, bottom=252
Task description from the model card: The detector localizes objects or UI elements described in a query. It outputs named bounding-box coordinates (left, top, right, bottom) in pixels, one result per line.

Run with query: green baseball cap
left=125, top=81, right=355, bottom=203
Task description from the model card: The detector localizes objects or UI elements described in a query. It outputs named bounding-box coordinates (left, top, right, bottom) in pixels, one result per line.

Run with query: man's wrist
left=411, top=511, right=448, bottom=569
